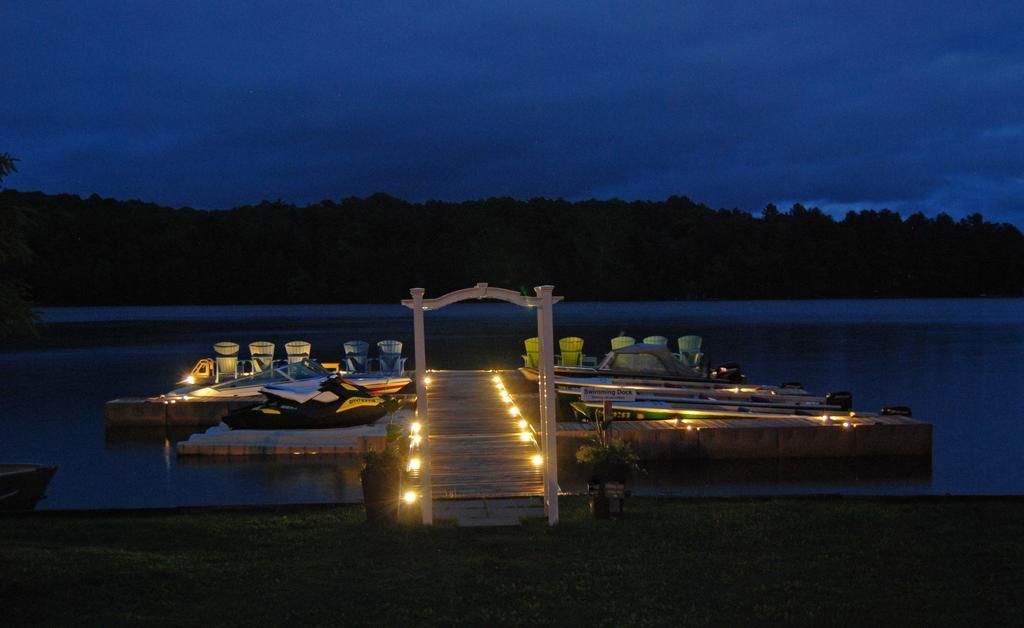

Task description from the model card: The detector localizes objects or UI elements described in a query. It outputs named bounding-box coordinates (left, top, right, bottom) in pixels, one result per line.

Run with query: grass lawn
left=2, top=497, right=1022, bottom=626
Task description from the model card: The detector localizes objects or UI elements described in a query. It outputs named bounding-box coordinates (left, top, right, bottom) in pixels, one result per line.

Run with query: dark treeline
left=2, top=189, right=1023, bottom=306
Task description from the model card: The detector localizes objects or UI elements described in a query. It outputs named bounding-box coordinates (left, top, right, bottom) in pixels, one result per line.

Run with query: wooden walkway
left=424, top=371, right=544, bottom=498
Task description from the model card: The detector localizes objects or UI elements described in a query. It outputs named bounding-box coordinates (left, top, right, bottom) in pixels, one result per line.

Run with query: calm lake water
left=1, top=299, right=1022, bottom=509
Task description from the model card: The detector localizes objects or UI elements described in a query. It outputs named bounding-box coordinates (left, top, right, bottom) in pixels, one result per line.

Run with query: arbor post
left=410, top=287, right=432, bottom=525
left=535, top=285, right=559, bottom=525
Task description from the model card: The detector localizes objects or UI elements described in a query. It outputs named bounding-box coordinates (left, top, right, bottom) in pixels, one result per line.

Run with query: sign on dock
left=581, top=388, right=636, bottom=403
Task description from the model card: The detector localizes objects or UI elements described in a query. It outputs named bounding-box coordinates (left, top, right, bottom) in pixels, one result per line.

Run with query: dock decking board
left=423, top=371, right=544, bottom=498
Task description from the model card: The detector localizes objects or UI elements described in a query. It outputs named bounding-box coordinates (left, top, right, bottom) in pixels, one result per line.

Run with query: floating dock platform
left=105, top=397, right=260, bottom=427
left=105, top=394, right=416, bottom=428
left=555, top=415, right=931, bottom=462
left=174, top=414, right=411, bottom=456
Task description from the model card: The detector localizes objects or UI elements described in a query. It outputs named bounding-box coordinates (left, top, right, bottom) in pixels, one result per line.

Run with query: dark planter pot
left=588, top=481, right=626, bottom=520
left=361, top=466, right=401, bottom=523
left=591, top=462, right=630, bottom=486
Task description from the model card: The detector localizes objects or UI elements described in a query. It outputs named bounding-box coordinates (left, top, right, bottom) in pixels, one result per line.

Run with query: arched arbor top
left=401, top=282, right=564, bottom=311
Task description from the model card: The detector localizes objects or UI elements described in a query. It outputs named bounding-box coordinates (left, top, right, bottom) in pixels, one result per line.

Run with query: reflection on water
left=1, top=298, right=1021, bottom=509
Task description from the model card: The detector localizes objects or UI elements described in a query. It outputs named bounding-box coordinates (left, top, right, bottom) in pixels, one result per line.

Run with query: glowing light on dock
left=411, top=434, right=422, bottom=446
left=403, top=490, right=417, bottom=504
left=410, top=421, right=421, bottom=434
left=494, top=372, right=540, bottom=480
left=184, top=375, right=196, bottom=385
left=408, top=457, right=421, bottom=471
left=423, top=376, right=432, bottom=385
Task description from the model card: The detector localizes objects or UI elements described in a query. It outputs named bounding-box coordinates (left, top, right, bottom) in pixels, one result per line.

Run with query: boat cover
left=595, top=343, right=702, bottom=377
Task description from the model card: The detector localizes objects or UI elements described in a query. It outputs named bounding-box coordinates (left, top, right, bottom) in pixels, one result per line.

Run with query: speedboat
left=1, top=464, right=58, bottom=510
left=554, top=377, right=823, bottom=402
left=568, top=397, right=907, bottom=423
left=162, top=359, right=410, bottom=399
left=561, top=385, right=842, bottom=414
left=569, top=399, right=843, bottom=422
left=525, top=344, right=856, bottom=420
left=223, top=375, right=387, bottom=429
left=519, top=343, right=745, bottom=384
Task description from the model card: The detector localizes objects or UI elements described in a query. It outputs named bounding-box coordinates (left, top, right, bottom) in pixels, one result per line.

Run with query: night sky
left=3, top=2, right=1023, bottom=225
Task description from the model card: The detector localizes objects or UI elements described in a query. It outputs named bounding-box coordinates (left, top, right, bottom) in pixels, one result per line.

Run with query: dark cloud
left=2, top=1, right=1022, bottom=225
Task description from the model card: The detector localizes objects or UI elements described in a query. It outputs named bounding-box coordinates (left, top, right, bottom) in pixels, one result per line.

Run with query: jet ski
left=223, top=374, right=388, bottom=429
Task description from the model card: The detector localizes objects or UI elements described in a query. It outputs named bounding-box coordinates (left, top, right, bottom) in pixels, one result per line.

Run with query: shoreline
left=12, top=493, right=1024, bottom=518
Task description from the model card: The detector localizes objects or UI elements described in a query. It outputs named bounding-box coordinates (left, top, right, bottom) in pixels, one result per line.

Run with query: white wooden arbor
left=401, top=283, right=563, bottom=525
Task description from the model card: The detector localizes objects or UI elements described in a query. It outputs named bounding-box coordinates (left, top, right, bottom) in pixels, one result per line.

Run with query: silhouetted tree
left=0, top=188, right=1020, bottom=307
left=0, top=154, right=40, bottom=340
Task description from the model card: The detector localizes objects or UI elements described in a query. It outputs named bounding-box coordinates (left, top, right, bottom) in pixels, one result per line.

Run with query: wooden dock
left=420, top=371, right=544, bottom=499
left=110, top=369, right=929, bottom=469
left=554, top=413, right=931, bottom=461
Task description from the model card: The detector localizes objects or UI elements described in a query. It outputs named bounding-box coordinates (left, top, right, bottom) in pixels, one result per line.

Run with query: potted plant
left=575, top=407, right=640, bottom=519
left=360, top=421, right=405, bottom=523
left=575, top=438, right=640, bottom=519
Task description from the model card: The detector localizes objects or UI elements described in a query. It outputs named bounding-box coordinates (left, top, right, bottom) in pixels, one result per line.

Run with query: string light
left=410, top=421, right=421, bottom=434
left=408, top=457, right=421, bottom=471
left=403, top=491, right=417, bottom=504
left=495, top=373, right=541, bottom=477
